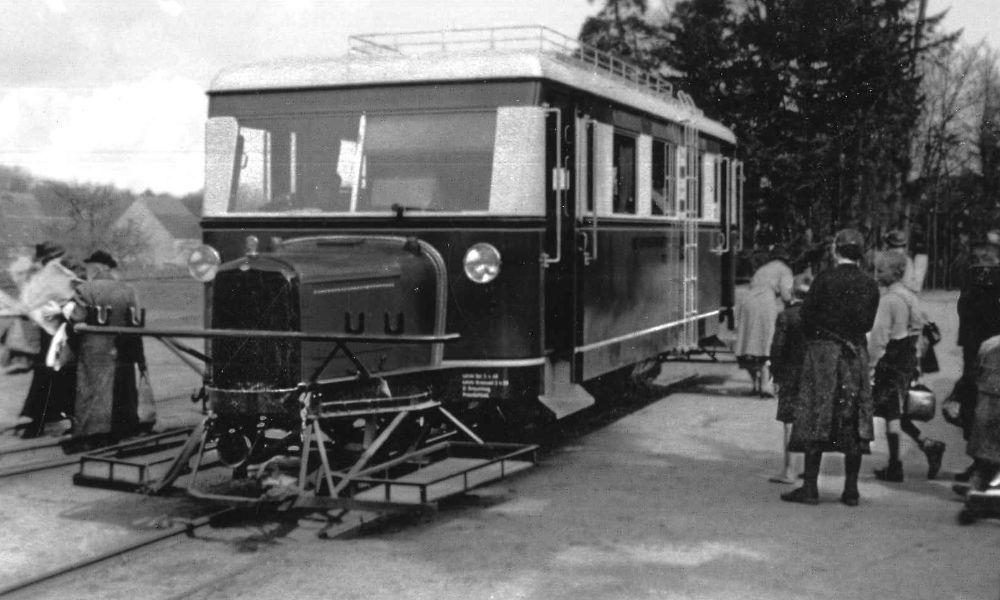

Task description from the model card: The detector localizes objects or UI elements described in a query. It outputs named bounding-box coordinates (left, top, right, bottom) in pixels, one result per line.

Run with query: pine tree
left=579, top=0, right=669, bottom=73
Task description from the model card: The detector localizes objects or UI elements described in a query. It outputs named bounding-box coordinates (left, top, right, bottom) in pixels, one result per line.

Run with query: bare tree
left=975, top=46, right=1000, bottom=206
left=909, top=42, right=1000, bottom=286
left=35, top=181, right=151, bottom=266
left=912, top=43, right=984, bottom=187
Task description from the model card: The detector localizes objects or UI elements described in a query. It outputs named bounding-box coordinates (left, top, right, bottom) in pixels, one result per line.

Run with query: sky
left=0, top=0, right=996, bottom=196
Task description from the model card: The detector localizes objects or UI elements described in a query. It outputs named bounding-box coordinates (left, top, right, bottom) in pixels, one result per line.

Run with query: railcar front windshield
left=203, top=107, right=547, bottom=217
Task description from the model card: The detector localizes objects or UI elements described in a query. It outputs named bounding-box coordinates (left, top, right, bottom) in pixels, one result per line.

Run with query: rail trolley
left=76, top=27, right=744, bottom=508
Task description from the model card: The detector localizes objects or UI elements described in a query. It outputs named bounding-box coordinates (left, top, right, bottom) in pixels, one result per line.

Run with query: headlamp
left=187, top=244, right=221, bottom=282
left=463, top=243, right=501, bottom=284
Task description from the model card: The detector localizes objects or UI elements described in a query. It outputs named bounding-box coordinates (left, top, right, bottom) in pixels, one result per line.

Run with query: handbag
left=942, top=394, right=963, bottom=427
left=904, top=382, right=936, bottom=422
left=919, top=322, right=941, bottom=374
left=137, top=366, right=157, bottom=425
left=922, top=322, right=942, bottom=345
left=920, top=343, right=940, bottom=374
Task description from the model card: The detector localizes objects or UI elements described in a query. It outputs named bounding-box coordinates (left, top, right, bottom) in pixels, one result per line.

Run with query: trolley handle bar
left=74, top=325, right=459, bottom=345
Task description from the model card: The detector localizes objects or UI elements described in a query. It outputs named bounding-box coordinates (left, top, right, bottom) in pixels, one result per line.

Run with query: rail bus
left=83, top=27, right=743, bottom=502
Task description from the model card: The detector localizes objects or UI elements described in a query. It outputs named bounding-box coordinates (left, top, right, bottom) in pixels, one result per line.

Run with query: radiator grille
left=210, top=269, right=300, bottom=390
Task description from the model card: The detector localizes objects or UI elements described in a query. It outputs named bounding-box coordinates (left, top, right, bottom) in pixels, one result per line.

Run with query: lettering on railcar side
left=461, top=371, right=510, bottom=399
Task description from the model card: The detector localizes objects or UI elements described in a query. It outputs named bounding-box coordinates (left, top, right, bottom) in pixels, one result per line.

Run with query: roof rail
left=349, top=26, right=701, bottom=114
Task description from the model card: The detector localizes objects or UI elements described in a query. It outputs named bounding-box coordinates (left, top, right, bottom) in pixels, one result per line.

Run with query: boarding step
left=72, top=428, right=195, bottom=491
left=346, top=441, right=537, bottom=506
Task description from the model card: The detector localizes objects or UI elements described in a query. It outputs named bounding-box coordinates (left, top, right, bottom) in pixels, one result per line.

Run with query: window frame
left=649, top=136, right=679, bottom=219
left=611, top=130, right=639, bottom=216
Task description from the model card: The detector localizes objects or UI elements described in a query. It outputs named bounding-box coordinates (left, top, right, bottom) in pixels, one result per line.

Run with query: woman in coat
left=782, top=229, right=880, bottom=506
left=735, top=246, right=794, bottom=396
left=965, top=335, right=1000, bottom=492
left=67, top=250, right=148, bottom=445
left=17, top=242, right=80, bottom=438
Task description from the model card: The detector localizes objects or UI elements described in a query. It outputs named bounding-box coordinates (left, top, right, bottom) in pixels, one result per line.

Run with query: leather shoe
left=781, top=486, right=819, bottom=505
left=923, top=440, right=945, bottom=480
left=954, top=463, right=976, bottom=483
left=874, top=462, right=904, bottom=482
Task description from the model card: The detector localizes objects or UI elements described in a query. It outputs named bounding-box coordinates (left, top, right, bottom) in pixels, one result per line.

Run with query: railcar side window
left=651, top=139, right=677, bottom=217
left=701, top=153, right=720, bottom=221
left=612, top=132, right=637, bottom=214
left=204, top=108, right=547, bottom=216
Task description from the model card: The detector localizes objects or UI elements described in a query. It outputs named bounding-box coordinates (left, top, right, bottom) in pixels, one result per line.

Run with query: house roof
left=156, top=214, right=200, bottom=239
left=120, top=196, right=201, bottom=240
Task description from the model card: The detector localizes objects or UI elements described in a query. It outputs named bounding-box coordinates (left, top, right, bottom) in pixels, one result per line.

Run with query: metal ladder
left=681, top=123, right=700, bottom=349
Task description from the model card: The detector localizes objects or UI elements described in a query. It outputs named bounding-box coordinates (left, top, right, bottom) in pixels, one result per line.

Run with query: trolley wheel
left=957, top=509, right=977, bottom=526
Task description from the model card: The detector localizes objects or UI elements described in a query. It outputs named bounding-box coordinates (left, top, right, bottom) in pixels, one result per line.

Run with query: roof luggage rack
left=349, top=26, right=701, bottom=115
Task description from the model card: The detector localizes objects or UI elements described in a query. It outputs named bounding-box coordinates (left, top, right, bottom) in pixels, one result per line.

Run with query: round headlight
left=187, top=244, right=221, bottom=282
left=463, top=243, right=501, bottom=284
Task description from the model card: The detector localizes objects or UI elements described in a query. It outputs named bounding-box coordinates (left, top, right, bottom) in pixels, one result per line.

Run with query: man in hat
left=66, top=250, right=150, bottom=446
left=884, top=230, right=920, bottom=292
left=34, top=241, right=65, bottom=265
left=15, top=241, right=79, bottom=437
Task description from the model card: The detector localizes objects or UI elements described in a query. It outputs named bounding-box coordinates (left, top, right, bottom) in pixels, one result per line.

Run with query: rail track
left=0, top=370, right=716, bottom=599
left=0, top=507, right=234, bottom=598
left=0, top=426, right=195, bottom=480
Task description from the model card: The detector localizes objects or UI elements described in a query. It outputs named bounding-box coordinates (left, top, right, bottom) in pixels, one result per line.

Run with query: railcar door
left=570, top=114, right=604, bottom=382
left=679, top=123, right=700, bottom=349
left=715, top=156, right=744, bottom=328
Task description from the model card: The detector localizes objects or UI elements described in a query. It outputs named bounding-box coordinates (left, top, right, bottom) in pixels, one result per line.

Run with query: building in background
left=114, top=194, right=200, bottom=266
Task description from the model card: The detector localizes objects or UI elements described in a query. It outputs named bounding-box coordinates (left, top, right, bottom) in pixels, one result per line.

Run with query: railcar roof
left=209, top=48, right=736, bottom=145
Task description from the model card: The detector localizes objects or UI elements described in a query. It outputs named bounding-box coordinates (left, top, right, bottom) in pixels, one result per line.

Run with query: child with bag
left=869, top=251, right=945, bottom=482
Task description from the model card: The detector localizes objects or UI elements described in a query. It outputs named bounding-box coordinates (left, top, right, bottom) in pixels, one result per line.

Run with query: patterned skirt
left=775, top=367, right=801, bottom=424
left=789, top=340, right=874, bottom=455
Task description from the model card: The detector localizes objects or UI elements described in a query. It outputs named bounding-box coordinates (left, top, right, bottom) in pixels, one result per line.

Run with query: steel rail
left=0, top=507, right=234, bottom=597
left=0, top=436, right=67, bottom=457
left=0, top=426, right=194, bottom=480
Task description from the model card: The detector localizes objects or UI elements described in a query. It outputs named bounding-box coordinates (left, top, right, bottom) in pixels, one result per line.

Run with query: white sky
left=0, top=0, right=995, bottom=196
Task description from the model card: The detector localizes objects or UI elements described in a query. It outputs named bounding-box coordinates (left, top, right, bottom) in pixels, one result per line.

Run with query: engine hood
left=211, top=235, right=447, bottom=384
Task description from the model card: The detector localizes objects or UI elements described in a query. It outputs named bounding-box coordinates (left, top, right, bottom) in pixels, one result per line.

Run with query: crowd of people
left=737, top=227, right=1000, bottom=506
left=0, top=242, right=154, bottom=450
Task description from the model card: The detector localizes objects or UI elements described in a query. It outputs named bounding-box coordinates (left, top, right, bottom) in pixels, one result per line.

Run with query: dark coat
left=790, top=263, right=880, bottom=454
left=958, top=265, right=1000, bottom=351
left=18, top=327, right=76, bottom=432
left=771, top=303, right=805, bottom=423
left=70, top=276, right=146, bottom=438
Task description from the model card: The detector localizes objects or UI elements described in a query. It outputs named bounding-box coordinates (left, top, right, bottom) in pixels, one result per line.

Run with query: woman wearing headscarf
left=735, top=245, right=794, bottom=396
left=66, top=250, right=148, bottom=446
left=782, top=229, right=880, bottom=506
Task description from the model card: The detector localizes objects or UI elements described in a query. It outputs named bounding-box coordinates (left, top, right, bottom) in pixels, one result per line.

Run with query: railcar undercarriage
left=72, top=325, right=538, bottom=513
